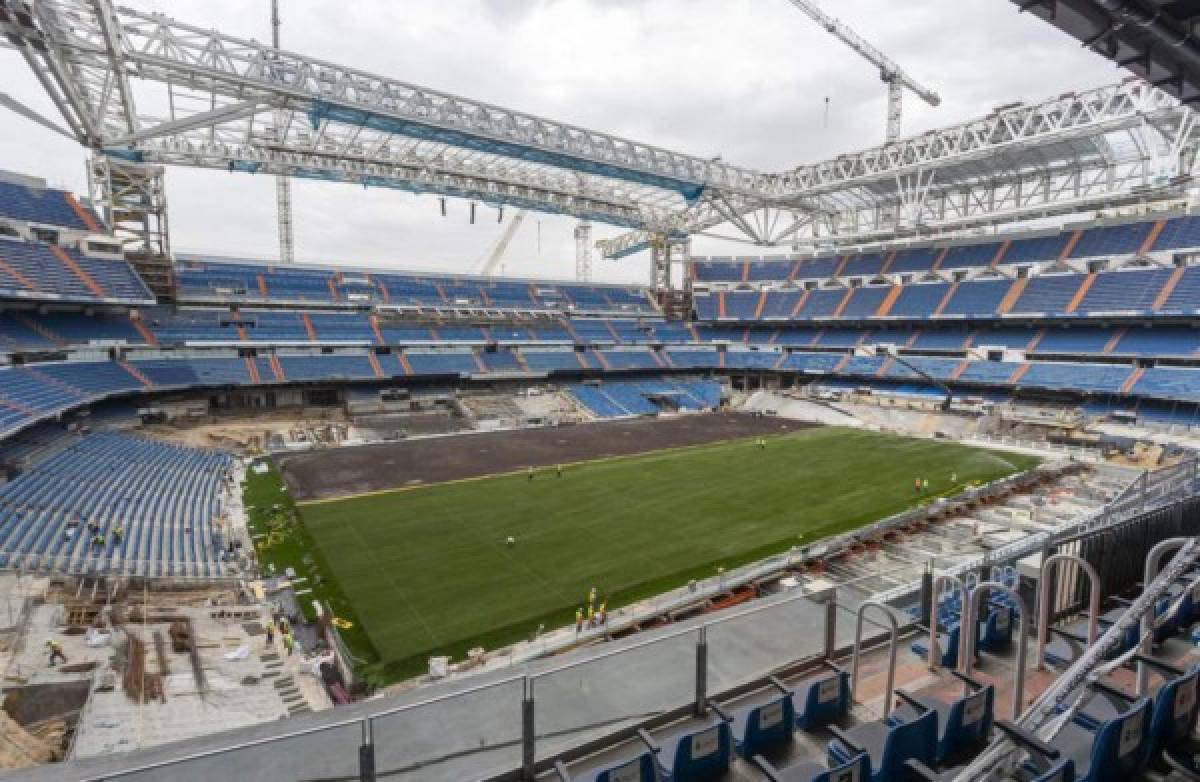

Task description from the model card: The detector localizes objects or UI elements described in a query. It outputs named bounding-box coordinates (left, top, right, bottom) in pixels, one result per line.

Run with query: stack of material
left=122, top=632, right=162, bottom=703
left=0, top=710, right=59, bottom=768
left=168, top=620, right=192, bottom=653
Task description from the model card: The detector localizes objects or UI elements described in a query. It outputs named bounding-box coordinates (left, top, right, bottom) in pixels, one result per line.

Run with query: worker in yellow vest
left=46, top=639, right=67, bottom=666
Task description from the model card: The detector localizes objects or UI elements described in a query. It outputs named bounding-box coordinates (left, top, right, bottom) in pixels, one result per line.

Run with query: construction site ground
left=276, top=412, right=815, bottom=502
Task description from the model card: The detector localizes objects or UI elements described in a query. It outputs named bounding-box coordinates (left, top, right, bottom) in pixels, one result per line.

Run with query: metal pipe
left=927, top=575, right=968, bottom=672
left=1036, top=554, right=1102, bottom=672
left=963, top=581, right=1030, bottom=720
left=1137, top=537, right=1190, bottom=695
left=851, top=601, right=898, bottom=711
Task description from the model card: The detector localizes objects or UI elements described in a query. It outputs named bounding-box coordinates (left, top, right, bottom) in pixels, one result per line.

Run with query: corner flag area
left=277, top=427, right=1038, bottom=678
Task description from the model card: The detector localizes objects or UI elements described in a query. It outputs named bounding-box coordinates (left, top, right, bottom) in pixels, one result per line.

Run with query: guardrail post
left=918, top=564, right=933, bottom=628
left=359, top=718, right=376, bottom=782
left=824, top=599, right=837, bottom=659
left=521, top=677, right=535, bottom=781
left=694, top=627, right=708, bottom=717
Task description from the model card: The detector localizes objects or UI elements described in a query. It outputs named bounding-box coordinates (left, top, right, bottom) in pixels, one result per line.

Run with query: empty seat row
left=691, top=215, right=1200, bottom=283
left=693, top=267, right=1200, bottom=322
left=174, top=259, right=658, bottom=315
left=0, top=431, right=233, bottom=578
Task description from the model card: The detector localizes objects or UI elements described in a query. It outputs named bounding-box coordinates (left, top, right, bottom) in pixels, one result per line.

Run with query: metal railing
left=82, top=587, right=875, bottom=782
left=955, top=535, right=1200, bottom=781
left=873, top=455, right=1199, bottom=606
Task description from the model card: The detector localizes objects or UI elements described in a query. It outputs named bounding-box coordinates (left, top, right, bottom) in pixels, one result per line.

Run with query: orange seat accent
left=1063, top=273, right=1096, bottom=314
left=50, top=246, right=106, bottom=298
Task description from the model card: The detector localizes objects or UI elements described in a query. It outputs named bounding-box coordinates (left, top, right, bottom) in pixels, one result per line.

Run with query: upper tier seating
left=693, top=267, right=1193, bottom=322
left=689, top=213, right=1200, bottom=290
left=0, top=180, right=100, bottom=231
left=0, top=240, right=152, bottom=304
left=174, top=259, right=657, bottom=315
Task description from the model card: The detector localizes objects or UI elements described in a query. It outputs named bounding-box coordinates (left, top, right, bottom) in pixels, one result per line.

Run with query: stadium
left=0, top=0, right=1197, bottom=780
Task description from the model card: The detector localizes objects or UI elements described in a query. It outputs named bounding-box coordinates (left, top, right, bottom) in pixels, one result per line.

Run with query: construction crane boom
left=480, top=210, right=526, bottom=277
left=784, top=0, right=939, bottom=140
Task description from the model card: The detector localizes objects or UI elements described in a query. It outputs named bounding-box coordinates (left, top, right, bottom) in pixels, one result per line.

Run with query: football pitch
left=285, top=426, right=1038, bottom=678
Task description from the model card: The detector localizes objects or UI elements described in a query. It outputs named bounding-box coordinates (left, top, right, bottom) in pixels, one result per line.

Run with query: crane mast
left=480, top=211, right=527, bottom=277
left=270, top=0, right=295, bottom=263
left=783, top=0, right=939, bottom=141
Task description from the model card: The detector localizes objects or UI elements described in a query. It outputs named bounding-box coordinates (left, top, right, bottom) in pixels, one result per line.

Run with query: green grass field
left=262, top=427, right=1037, bottom=680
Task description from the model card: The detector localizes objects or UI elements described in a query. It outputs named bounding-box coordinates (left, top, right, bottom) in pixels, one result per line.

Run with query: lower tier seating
left=0, top=432, right=233, bottom=578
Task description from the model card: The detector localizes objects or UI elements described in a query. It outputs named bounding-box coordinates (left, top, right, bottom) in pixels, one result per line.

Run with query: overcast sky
left=0, top=0, right=1117, bottom=284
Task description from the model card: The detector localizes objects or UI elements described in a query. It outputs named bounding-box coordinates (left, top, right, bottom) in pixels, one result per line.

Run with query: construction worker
left=951, top=472, right=957, bottom=484
left=586, top=603, right=595, bottom=627
left=46, top=639, right=66, bottom=666
left=759, top=438, right=766, bottom=450
left=556, top=464, right=563, bottom=479
left=282, top=632, right=294, bottom=656
left=265, top=623, right=275, bottom=647
left=113, top=524, right=124, bottom=544
left=923, top=478, right=930, bottom=492
left=588, top=586, right=597, bottom=610
left=527, top=466, right=534, bottom=482
left=90, top=533, right=104, bottom=550
left=575, top=607, right=583, bottom=634
left=598, top=599, right=608, bottom=626
left=914, top=477, right=922, bottom=494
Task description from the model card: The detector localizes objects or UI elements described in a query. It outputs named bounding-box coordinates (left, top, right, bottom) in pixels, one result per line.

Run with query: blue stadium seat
left=754, top=751, right=870, bottom=782
left=1001, top=694, right=1152, bottom=782
left=638, top=717, right=733, bottom=782
left=711, top=686, right=795, bottom=760
left=555, top=752, right=661, bottom=782
left=828, top=704, right=937, bottom=782
left=793, top=666, right=851, bottom=730
left=890, top=673, right=994, bottom=764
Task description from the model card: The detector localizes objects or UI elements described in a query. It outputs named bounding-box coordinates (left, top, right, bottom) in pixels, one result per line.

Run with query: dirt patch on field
left=277, top=413, right=816, bottom=501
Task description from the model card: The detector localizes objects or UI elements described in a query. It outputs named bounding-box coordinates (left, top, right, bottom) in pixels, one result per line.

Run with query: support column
left=650, top=235, right=691, bottom=293
left=359, top=719, right=376, bottom=782
left=824, top=598, right=837, bottom=659
left=574, top=221, right=592, bottom=281
left=694, top=627, right=708, bottom=717
left=89, top=154, right=174, bottom=301
left=521, top=677, right=536, bottom=781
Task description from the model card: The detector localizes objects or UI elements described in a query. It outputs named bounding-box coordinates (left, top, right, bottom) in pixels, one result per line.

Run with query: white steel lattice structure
left=2, top=0, right=1199, bottom=277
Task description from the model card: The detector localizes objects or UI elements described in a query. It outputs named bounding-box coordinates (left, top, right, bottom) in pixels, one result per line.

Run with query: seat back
left=740, top=693, right=796, bottom=759
left=942, top=684, right=995, bottom=758
left=669, top=722, right=732, bottom=781
left=814, top=752, right=871, bottom=782
left=1088, top=697, right=1152, bottom=781
left=1149, top=666, right=1200, bottom=751
left=880, top=708, right=937, bottom=781
left=979, top=605, right=1013, bottom=650
left=941, top=625, right=962, bottom=668
left=1029, top=758, right=1075, bottom=782
left=595, top=752, right=660, bottom=782
left=799, top=670, right=850, bottom=730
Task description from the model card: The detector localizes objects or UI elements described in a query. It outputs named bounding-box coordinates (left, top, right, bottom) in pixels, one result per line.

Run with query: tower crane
left=270, top=0, right=295, bottom=263
left=783, top=0, right=940, bottom=141
left=479, top=210, right=526, bottom=277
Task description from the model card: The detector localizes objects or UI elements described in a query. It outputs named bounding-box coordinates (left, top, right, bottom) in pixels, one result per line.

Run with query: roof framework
left=2, top=0, right=1199, bottom=263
